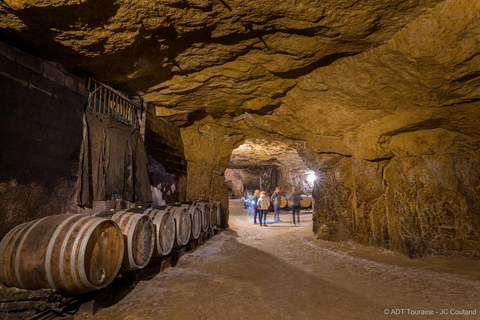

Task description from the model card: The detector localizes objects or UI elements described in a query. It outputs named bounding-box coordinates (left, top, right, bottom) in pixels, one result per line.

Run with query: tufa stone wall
left=311, top=129, right=480, bottom=259
left=0, top=41, right=86, bottom=240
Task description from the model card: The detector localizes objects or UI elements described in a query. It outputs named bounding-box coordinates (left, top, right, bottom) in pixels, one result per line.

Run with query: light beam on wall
left=307, top=171, right=316, bottom=184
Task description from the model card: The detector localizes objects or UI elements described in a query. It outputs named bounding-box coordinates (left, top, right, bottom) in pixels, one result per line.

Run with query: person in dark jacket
left=252, top=189, right=260, bottom=225
left=288, top=187, right=302, bottom=226
left=270, top=187, right=281, bottom=223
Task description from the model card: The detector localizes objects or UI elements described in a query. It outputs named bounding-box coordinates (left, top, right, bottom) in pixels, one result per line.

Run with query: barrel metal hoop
left=0, top=223, right=25, bottom=285
left=46, top=214, right=81, bottom=291
left=6, top=222, right=35, bottom=287
left=143, top=208, right=155, bottom=215
left=14, top=217, right=49, bottom=288
left=70, top=218, right=97, bottom=293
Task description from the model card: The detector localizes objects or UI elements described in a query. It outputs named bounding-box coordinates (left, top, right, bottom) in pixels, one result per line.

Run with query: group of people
left=250, top=187, right=302, bottom=227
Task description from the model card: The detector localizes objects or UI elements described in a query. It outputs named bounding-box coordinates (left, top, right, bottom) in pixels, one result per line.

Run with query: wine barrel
left=111, top=212, right=155, bottom=271
left=194, top=201, right=210, bottom=233
left=208, top=201, right=217, bottom=229
left=301, top=196, right=312, bottom=208
left=0, top=214, right=123, bottom=295
left=280, top=196, right=287, bottom=208
left=168, top=206, right=191, bottom=247
left=145, top=207, right=175, bottom=257
left=181, top=205, right=201, bottom=240
left=215, top=201, right=222, bottom=227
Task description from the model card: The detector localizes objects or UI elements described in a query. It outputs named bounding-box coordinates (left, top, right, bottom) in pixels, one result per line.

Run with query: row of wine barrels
left=193, top=200, right=223, bottom=229
left=144, top=207, right=175, bottom=257
left=0, top=214, right=124, bottom=295
left=282, top=195, right=313, bottom=208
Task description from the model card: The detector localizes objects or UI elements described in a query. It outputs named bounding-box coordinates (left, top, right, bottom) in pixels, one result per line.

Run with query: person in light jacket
left=257, top=191, right=271, bottom=226
left=270, top=187, right=281, bottom=223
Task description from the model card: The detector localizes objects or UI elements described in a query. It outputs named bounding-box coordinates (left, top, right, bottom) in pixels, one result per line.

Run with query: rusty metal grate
left=86, top=78, right=140, bottom=127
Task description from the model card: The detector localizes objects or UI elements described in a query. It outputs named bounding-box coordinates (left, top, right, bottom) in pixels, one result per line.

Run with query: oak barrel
left=181, top=205, right=201, bottom=240
left=215, top=201, right=222, bottom=227
left=208, top=201, right=217, bottom=229
left=301, top=196, right=312, bottom=208
left=111, top=212, right=155, bottom=271
left=280, top=196, right=287, bottom=208
left=0, top=214, right=123, bottom=295
left=193, top=201, right=210, bottom=233
left=145, top=207, right=175, bottom=256
left=168, top=206, right=191, bottom=247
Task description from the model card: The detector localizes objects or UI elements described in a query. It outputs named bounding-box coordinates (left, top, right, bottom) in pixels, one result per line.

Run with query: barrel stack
left=0, top=200, right=223, bottom=296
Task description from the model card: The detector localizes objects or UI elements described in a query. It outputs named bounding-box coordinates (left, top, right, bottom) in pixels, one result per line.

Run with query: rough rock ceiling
left=1, top=0, right=480, bottom=164
left=229, top=139, right=307, bottom=171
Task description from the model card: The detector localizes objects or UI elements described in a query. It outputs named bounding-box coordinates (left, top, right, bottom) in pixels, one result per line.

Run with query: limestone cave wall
left=311, top=129, right=480, bottom=259
left=224, top=168, right=260, bottom=198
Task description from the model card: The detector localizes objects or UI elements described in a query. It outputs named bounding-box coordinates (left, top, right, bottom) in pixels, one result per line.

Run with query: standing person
left=270, top=187, right=282, bottom=223
left=288, top=187, right=302, bottom=226
left=257, top=191, right=271, bottom=226
left=252, top=189, right=260, bottom=225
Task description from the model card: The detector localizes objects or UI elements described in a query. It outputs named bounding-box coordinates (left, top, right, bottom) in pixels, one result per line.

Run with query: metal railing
left=86, top=78, right=140, bottom=127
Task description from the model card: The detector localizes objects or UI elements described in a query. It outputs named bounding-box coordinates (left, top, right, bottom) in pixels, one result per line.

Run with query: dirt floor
left=84, top=200, right=480, bottom=320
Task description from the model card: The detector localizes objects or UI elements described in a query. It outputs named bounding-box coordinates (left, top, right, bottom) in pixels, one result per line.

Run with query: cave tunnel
left=0, top=0, right=479, bottom=318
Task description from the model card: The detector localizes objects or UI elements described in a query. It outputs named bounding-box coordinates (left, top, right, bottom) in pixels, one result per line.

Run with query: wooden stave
left=111, top=212, right=155, bottom=271
left=147, top=208, right=175, bottom=257
left=215, top=201, right=222, bottom=227
left=0, top=214, right=124, bottom=295
left=208, top=201, right=217, bottom=229
left=167, top=206, right=191, bottom=247
left=181, top=205, right=201, bottom=240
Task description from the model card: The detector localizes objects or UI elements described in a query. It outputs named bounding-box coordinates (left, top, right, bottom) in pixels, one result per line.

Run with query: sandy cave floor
left=85, top=200, right=480, bottom=320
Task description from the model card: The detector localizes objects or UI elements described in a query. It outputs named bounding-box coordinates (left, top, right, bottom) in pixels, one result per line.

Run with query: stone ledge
left=43, top=62, right=65, bottom=85
left=0, top=41, right=16, bottom=61
left=15, top=49, right=43, bottom=74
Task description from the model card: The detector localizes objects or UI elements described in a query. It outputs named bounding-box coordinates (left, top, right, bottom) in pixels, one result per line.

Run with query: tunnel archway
left=226, top=138, right=316, bottom=199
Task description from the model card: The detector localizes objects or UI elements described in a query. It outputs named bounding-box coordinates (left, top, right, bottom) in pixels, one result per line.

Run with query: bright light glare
left=307, top=171, right=316, bottom=184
